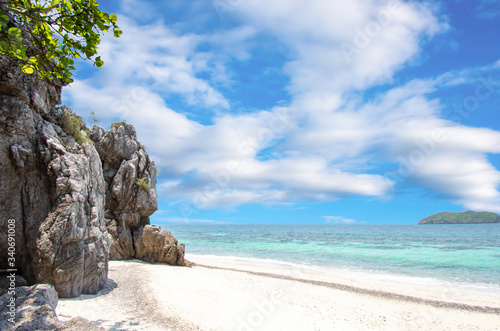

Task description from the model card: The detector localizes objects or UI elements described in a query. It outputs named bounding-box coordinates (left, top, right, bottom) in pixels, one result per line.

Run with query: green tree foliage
left=0, top=0, right=121, bottom=83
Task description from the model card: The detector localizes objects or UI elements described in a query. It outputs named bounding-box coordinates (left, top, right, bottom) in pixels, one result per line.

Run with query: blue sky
left=63, top=0, right=500, bottom=224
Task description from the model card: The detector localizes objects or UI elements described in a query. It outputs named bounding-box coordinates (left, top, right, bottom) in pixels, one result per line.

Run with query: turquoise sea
left=167, top=224, right=500, bottom=291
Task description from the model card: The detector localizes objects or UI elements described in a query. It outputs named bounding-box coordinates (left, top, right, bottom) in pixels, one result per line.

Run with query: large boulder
left=134, top=225, right=186, bottom=265
left=91, top=124, right=187, bottom=266
left=0, top=57, right=111, bottom=298
left=0, top=284, right=103, bottom=330
left=0, top=284, right=61, bottom=330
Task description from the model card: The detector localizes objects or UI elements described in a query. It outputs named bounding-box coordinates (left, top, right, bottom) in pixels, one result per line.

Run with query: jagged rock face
left=0, top=284, right=101, bottom=330
left=36, top=138, right=110, bottom=298
left=0, top=56, right=61, bottom=277
left=0, top=284, right=61, bottom=330
left=94, top=123, right=138, bottom=170
left=90, top=124, right=157, bottom=225
left=134, top=225, right=186, bottom=265
left=0, top=60, right=111, bottom=298
left=91, top=125, right=186, bottom=266
left=1, top=55, right=186, bottom=305
left=91, top=124, right=157, bottom=260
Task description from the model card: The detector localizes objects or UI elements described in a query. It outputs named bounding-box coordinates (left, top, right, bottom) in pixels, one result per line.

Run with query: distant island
left=418, top=210, right=500, bottom=224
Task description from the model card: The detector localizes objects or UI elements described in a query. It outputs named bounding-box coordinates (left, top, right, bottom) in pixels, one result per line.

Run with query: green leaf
left=8, top=27, right=22, bottom=41
left=0, top=14, right=9, bottom=27
left=21, top=65, right=34, bottom=74
left=1, top=0, right=120, bottom=81
left=95, top=55, right=104, bottom=68
left=103, top=12, right=110, bottom=20
left=12, top=44, right=27, bottom=59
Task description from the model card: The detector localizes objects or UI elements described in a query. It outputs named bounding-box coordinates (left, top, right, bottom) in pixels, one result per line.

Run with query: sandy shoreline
left=56, top=256, right=500, bottom=330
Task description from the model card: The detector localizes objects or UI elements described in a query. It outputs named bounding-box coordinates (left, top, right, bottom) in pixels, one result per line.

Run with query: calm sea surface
left=167, top=224, right=500, bottom=289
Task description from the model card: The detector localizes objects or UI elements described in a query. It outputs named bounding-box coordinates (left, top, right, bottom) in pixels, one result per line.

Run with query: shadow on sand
left=61, top=278, right=117, bottom=302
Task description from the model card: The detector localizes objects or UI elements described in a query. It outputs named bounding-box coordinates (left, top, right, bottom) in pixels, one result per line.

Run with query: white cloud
left=234, top=0, right=445, bottom=98
left=84, top=16, right=230, bottom=110
left=63, top=0, right=500, bottom=213
left=366, top=73, right=500, bottom=212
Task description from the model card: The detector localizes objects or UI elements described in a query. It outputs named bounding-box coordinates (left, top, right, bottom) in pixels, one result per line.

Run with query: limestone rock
left=105, top=217, right=135, bottom=260
left=35, top=139, right=111, bottom=298
left=0, top=53, right=185, bottom=305
left=0, top=284, right=101, bottom=331
left=0, top=55, right=62, bottom=116
left=0, top=275, right=28, bottom=297
left=133, top=225, right=186, bottom=265
left=0, top=57, right=111, bottom=298
left=91, top=124, right=186, bottom=266
left=96, top=123, right=138, bottom=169
left=0, top=284, right=62, bottom=331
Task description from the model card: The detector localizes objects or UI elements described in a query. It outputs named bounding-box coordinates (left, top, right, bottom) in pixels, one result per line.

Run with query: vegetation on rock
left=418, top=210, right=500, bottom=224
left=110, top=119, right=126, bottom=129
left=135, top=177, right=151, bottom=191
left=55, top=105, right=92, bottom=144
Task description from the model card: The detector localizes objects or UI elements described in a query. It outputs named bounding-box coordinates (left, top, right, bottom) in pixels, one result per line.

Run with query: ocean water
left=167, top=224, right=500, bottom=290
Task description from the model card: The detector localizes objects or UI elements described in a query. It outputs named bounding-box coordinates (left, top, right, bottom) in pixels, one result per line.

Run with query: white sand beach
left=56, top=255, right=500, bottom=331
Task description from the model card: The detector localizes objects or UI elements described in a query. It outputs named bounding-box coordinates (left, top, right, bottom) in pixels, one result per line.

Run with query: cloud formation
left=64, top=0, right=500, bottom=213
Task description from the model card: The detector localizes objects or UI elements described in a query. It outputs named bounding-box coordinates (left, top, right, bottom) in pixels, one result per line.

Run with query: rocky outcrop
left=134, top=225, right=186, bottom=265
left=0, top=59, right=111, bottom=298
left=36, top=139, right=110, bottom=297
left=90, top=124, right=187, bottom=266
left=0, top=284, right=102, bottom=330
left=90, top=124, right=156, bottom=260
left=0, top=284, right=62, bottom=330
left=1, top=53, right=186, bottom=303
